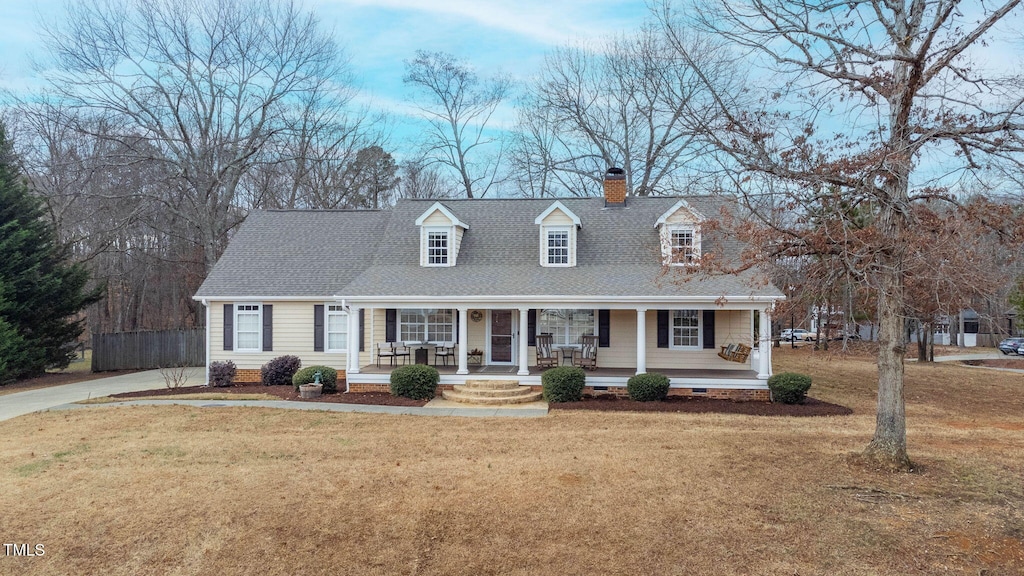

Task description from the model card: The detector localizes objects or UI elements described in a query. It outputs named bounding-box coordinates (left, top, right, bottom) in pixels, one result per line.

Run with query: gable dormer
left=415, top=202, right=469, bottom=267
left=655, top=199, right=704, bottom=265
left=534, top=201, right=581, bottom=267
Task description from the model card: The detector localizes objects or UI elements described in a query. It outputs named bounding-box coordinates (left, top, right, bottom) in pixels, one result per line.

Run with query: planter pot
left=299, top=383, right=323, bottom=399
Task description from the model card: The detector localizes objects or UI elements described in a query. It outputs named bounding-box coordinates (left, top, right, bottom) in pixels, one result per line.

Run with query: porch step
left=442, top=381, right=543, bottom=405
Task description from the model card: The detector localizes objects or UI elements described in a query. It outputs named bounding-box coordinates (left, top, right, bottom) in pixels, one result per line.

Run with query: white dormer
left=415, top=202, right=469, bottom=267
left=535, top=201, right=581, bottom=267
left=655, top=199, right=705, bottom=266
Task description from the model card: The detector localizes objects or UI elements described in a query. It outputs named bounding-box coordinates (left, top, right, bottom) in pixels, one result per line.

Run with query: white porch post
left=347, top=307, right=361, bottom=375
left=457, top=307, right=469, bottom=375
left=636, top=308, right=647, bottom=375
left=517, top=307, right=529, bottom=376
left=758, top=308, right=771, bottom=379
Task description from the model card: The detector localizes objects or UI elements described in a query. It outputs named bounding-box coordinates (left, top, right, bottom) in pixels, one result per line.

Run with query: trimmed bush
left=541, top=366, right=585, bottom=403
left=768, top=372, right=812, bottom=404
left=209, top=361, right=236, bottom=387
left=627, top=372, right=670, bottom=402
left=389, top=365, right=439, bottom=400
left=293, top=365, right=339, bottom=394
left=261, top=355, right=301, bottom=386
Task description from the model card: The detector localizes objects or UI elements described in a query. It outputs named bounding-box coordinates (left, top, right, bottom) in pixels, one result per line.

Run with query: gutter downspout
left=202, top=299, right=210, bottom=387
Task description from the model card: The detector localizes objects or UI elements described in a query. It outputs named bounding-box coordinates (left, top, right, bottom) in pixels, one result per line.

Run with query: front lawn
left=1, top=347, right=1021, bottom=575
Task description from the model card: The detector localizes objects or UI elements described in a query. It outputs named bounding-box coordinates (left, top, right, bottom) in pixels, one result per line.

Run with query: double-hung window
left=235, top=304, right=262, bottom=352
left=670, top=227, right=696, bottom=264
left=546, top=228, right=570, bottom=265
left=537, top=309, right=595, bottom=347
left=326, top=304, right=348, bottom=352
left=671, top=310, right=700, bottom=348
left=399, top=308, right=454, bottom=343
left=426, top=230, right=449, bottom=265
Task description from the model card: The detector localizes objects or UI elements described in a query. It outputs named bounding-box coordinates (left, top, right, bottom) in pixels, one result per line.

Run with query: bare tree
left=403, top=51, right=510, bottom=198
left=396, top=160, right=454, bottom=200
left=513, top=25, right=734, bottom=197
left=39, top=0, right=351, bottom=272
left=656, top=0, right=1024, bottom=469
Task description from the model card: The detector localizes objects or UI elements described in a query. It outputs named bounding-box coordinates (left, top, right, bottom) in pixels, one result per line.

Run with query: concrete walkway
left=1, top=369, right=548, bottom=421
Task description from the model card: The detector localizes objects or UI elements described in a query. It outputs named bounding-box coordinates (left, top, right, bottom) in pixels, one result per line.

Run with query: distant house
left=193, top=169, right=785, bottom=400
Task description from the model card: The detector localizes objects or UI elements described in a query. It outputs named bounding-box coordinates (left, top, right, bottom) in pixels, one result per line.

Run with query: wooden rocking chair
left=717, top=343, right=752, bottom=363
left=535, top=333, right=558, bottom=369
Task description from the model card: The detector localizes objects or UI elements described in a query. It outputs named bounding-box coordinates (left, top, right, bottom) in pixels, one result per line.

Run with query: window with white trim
left=399, top=309, right=454, bottom=343
left=671, top=310, right=700, bottom=348
left=546, top=228, right=569, bottom=265
left=235, top=304, right=261, bottom=352
left=670, top=227, right=696, bottom=264
left=537, top=309, right=595, bottom=347
left=427, top=230, right=449, bottom=265
left=326, top=305, right=348, bottom=352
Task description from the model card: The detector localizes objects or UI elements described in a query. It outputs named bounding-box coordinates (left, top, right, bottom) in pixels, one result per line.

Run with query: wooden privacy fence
left=92, top=329, right=205, bottom=371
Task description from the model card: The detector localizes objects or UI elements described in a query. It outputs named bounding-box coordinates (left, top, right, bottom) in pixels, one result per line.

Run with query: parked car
left=780, top=328, right=815, bottom=342
left=998, top=337, right=1024, bottom=355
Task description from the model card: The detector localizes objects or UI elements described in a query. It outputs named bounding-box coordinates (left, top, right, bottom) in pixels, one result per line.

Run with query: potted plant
left=468, top=348, right=483, bottom=365
left=299, top=370, right=323, bottom=399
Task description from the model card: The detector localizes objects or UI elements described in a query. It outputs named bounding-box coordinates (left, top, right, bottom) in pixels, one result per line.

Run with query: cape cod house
left=193, top=169, right=785, bottom=400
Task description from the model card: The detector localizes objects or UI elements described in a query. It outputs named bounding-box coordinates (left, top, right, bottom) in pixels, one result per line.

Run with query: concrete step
left=451, top=384, right=535, bottom=398
left=442, top=388, right=544, bottom=405
left=462, top=379, right=521, bottom=390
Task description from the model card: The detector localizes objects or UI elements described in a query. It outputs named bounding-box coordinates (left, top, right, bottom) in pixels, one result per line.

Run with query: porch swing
left=717, top=342, right=752, bottom=363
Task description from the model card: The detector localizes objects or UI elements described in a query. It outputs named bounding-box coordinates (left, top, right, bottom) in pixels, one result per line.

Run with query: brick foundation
left=348, top=383, right=455, bottom=395
left=232, top=368, right=348, bottom=385
left=346, top=382, right=768, bottom=401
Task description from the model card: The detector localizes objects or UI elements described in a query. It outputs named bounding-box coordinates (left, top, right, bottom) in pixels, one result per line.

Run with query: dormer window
left=415, top=202, right=468, bottom=268
left=427, top=229, right=449, bottom=265
left=546, top=227, right=570, bottom=265
left=535, top=201, right=581, bottom=268
left=670, top=227, right=696, bottom=264
left=656, top=199, right=705, bottom=266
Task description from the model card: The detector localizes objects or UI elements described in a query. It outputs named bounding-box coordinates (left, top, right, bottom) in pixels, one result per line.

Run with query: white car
left=780, top=329, right=815, bottom=342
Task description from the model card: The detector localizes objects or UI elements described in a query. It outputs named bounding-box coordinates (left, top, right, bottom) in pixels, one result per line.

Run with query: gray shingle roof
left=194, top=197, right=784, bottom=300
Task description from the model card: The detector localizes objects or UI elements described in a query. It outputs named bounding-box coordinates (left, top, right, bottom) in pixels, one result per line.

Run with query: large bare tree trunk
left=866, top=261, right=911, bottom=470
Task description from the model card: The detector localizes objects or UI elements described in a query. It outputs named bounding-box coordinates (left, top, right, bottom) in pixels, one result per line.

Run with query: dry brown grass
left=1, top=348, right=1022, bottom=576
left=77, top=393, right=280, bottom=404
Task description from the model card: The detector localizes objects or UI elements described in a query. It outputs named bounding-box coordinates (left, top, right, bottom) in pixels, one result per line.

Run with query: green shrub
left=261, top=355, right=301, bottom=386
left=292, top=365, right=339, bottom=393
left=627, top=372, right=670, bottom=401
left=541, top=366, right=585, bottom=403
left=389, top=365, right=439, bottom=400
left=768, top=372, right=812, bottom=404
left=208, top=361, right=236, bottom=388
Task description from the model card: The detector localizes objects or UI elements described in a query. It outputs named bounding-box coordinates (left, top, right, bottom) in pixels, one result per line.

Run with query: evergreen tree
left=0, top=124, right=101, bottom=383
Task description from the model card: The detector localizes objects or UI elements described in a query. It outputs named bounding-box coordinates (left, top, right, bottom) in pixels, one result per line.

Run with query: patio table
left=556, top=346, right=578, bottom=365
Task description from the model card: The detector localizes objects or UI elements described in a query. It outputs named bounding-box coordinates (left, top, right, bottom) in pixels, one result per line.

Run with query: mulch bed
left=109, top=385, right=851, bottom=415
left=962, top=359, right=1024, bottom=369
left=550, top=394, right=853, bottom=416
left=109, top=384, right=430, bottom=407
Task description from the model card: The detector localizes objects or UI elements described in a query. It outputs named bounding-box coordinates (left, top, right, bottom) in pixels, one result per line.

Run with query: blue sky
left=0, top=0, right=651, bottom=155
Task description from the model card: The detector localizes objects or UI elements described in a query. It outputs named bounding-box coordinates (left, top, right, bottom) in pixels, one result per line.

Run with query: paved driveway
left=0, top=369, right=199, bottom=422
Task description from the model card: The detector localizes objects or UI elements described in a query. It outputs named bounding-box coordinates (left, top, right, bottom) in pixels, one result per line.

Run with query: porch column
left=348, top=306, right=361, bottom=375
left=636, top=308, right=647, bottom=375
left=517, top=307, right=530, bottom=376
left=758, top=308, right=771, bottom=379
left=457, top=307, right=469, bottom=375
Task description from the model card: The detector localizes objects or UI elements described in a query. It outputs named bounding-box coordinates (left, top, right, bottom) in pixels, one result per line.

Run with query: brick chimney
left=603, top=167, right=626, bottom=206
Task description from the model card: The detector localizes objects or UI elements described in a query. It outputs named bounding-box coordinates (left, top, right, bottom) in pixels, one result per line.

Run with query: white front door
left=488, top=310, right=517, bottom=365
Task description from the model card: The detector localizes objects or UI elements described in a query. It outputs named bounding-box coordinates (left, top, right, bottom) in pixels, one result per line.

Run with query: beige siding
left=644, top=309, right=752, bottom=370
left=454, top=227, right=465, bottom=261
left=539, top=207, right=578, bottom=267
left=209, top=301, right=376, bottom=371
left=421, top=210, right=452, bottom=226
left=541, top=208, right=575, bottom=226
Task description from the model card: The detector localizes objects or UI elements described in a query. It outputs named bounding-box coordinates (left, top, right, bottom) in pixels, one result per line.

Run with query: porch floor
left=359, top=363, right=758, bottom=380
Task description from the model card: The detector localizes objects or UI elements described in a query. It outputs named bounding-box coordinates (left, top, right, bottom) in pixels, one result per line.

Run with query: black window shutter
left=527, top=309, right=537, bottom=346
left=262, top=305, right=273, bottom=352
left=598, top=310, right=610, bottom=347
left=313, top=305, right=324, bottom=352
left=359, top=309, right=365, bottom=352
left=386, top=309, right=397, bottom=342
left=703, top=309, right=716, bottom=349
left=223, top=304, right=234, bottom=351
left=657, top=310, right=669, bottom=348
left=453, top=310, right=459, bottom=344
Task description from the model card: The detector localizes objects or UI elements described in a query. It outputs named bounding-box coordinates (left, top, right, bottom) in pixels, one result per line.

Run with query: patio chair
left=376, top=342, right=397, bottom=368
left=535, top=333, right=558, bottom=369
left=434, top=341, right=455, bottom=367
left=393, top=342, right=411, bottom=365
left=573, top=335, right=599, bottom=370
